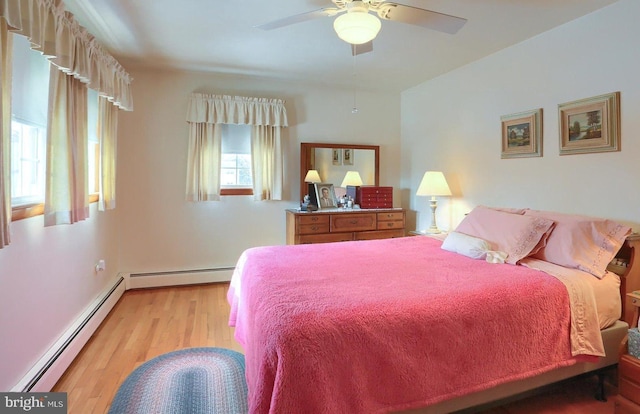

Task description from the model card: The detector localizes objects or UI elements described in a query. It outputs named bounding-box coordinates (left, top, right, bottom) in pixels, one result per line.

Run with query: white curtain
left=98, top=96, right=118, bottom=210
left=0, top=0, right=133, bottom=111
left=0, top=20, right=11, bottom=248
left=186, top=123, right=222, bottom=201
left=252, top=125, right=283, bottom=201
left=185, top=94, right=288, bottom=201
left=44, top=67, right=89, bottom=226
left=0, top=0, right=133, bottom=232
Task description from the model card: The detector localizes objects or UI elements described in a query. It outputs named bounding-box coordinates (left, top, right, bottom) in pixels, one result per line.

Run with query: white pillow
left=441, top=231, right=492, bottom=260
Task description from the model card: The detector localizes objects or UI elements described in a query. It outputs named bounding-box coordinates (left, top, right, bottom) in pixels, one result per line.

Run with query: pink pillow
left=481, top=205, right=528, bottom=215
left=524, top=210, right=631, bottom=278
left=454, top=206, right=555, bottom=264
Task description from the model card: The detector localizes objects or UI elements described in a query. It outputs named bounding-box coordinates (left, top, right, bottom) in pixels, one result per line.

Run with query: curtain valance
left=186, top=93, right=288, bottom=127
left=0, top=0, right=133, bottom=111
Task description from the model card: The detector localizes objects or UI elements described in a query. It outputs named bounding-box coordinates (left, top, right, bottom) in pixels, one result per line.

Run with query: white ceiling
left=62, top=0, right=619, bottom=92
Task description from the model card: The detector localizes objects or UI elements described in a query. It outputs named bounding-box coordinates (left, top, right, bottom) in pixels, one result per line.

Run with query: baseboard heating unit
left=126, top=267, right=234, bottom=290
left=12, top=276, right=126, bottom=392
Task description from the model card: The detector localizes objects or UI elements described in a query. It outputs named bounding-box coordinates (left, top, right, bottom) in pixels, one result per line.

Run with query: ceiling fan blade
left=255, top=8, right=339, bottom=30
left=351, top=41, right=373, bottom=56
left=378, top=3, right=467, bottom=34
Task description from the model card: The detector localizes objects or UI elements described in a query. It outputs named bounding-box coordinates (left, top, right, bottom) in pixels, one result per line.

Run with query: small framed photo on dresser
left=315, top=184, right=337, bottom=209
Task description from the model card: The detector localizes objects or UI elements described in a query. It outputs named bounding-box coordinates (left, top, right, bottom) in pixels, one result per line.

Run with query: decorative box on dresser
left=286, top=208, right=406, bottom=245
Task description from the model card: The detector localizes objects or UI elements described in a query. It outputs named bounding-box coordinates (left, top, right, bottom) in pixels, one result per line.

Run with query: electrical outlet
left=95, top=259, right=106, bottom=272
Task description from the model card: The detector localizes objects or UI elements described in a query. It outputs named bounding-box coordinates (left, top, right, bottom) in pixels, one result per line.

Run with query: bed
left=228, top=206, right=639, bottom=414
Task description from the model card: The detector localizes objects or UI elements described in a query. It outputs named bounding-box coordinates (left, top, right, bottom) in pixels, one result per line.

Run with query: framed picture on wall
left=501, top=108, right=543, bottom=159
left=332, top=148, right=342, bottom=165
left=558, top=92, right=620, bottom=155
left=343, top=148, right=354, bottom=165
left=315, top=183, right=337, bottom=209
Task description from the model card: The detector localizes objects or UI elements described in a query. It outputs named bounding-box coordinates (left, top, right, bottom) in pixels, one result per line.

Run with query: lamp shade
left=304, top=170, right=322, bottom=183
left=340, top=171, right=363, bottom=187
left=333, top=8, right=381, bottom=45
left=416, top=171, right=452, bottom=196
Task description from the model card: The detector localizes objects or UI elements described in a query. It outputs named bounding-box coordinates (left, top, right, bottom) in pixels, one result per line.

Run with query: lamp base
left=428, top=197, right=442, bottom=234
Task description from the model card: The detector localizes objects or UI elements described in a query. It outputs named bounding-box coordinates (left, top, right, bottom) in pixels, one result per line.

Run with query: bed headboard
left=608, top=234, right=640, bottom=325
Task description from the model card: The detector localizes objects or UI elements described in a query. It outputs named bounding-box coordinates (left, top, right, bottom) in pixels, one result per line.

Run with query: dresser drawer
left=298, top=223, right=330, bottom=235
left=359, top=186, right=393, bottom=197
left=377, top=212, right=404, bottom=221
left=377, top=220, right=404, bottom=230
left=620, top=376, right=640, bottom=406
left=298, top=233, right=354, bottom=244
left=297, top=215, right=330, bottom=226
left=355, top=229, right=405, bottom=241
left=615, top=396, right=640, bottom=414
left=331, top=213, right=376, bottom=232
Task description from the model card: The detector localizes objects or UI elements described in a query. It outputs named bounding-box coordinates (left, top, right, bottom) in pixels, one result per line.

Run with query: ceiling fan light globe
left=333, top=12, right=381, bottom=45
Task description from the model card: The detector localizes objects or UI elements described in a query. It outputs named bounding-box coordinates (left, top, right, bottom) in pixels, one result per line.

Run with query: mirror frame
left=300, top=142, right=380, bottom=199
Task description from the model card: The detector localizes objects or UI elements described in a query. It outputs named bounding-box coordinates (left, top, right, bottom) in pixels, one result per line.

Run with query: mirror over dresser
left=299, top=142, right=379, bottom=200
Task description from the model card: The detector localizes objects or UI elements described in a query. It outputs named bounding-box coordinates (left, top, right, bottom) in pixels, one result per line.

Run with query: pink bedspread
left=228, top=236, right=579, bottom=414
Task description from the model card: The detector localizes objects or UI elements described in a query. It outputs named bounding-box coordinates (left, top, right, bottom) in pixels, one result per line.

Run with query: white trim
left=12, top=276, right=126, bottom=392
left=10, top=268, right=234, bottom=392
left=124, top=268, right=234, bottom=290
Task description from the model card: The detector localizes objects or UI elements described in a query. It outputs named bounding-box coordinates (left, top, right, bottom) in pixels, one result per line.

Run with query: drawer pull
left=350, top=220, right=358, bottom=224
left=312, top=226, right=319, bottom=231
left=386, top=223, right=393, bottom=227
left=311, top=217, right=319, bottom=222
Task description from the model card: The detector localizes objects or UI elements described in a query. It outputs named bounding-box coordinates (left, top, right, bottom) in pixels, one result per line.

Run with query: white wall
left=0, top=204, right=120, bottom=390
left=402, top=0, right=640, bottom=233
left=0, top=59, right=401, bottom=393
left=116, top=69, right=401, bottom=274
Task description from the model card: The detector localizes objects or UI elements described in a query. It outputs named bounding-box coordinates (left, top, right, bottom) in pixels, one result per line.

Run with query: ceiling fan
left=256, top=0, right=467, bottom=55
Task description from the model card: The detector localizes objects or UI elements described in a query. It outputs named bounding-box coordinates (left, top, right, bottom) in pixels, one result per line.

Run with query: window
left=10, top=34, right=100, bottom=219
left=220, top=124, right=252, bottom=195
left=10, top=34, right=50, bottom=207
left=87, top=88, right=99, bottom=194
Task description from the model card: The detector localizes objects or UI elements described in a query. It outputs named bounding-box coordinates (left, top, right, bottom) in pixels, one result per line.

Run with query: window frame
left=12, top=194, right=99, bottom=221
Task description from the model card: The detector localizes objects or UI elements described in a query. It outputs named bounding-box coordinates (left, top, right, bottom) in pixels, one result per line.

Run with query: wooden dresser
left=286, top=208, right=406, bottom=245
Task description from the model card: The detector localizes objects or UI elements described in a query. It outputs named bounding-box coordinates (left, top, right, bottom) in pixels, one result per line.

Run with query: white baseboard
left=125, top=268, right=234, bottom=290
left=12, top=276, right=126, bottom=392
left=11, top=268, right=233, bottom=392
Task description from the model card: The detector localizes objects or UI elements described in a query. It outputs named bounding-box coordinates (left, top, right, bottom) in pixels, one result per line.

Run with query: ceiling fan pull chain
left=352, top=54, right=358, bottom=114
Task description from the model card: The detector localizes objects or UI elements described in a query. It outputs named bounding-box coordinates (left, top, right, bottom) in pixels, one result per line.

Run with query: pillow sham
left=454, top=206, right=555, bottom=265
left=524, top=209, right=631, bottom=278
left=481, top=205, right=529, bottom=215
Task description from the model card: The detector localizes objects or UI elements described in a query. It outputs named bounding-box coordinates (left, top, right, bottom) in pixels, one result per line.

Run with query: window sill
left=221, top=188, right=253, bottom=196
left=11, top=194, right=99, bottom=221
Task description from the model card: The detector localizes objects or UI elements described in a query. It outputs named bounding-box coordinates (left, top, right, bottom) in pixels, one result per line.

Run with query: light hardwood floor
left=52, top=283, right=617, bottom=414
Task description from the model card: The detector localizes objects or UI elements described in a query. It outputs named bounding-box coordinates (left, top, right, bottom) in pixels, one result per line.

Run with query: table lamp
left=304, top=170, right=322, bottom=183
left=341, top=171, right=363, bottom=202
left=416, top=171, right=451, bottom=234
